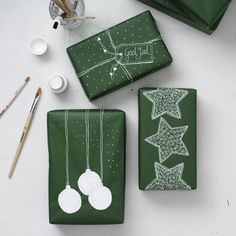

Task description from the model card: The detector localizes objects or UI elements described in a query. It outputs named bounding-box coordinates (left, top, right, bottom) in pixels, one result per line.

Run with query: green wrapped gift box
left=138, top=0, right=231, bottom=34
left=47, top=109, right=126, bottom=224
left=67, top=11, right=172, bottom=100
left=139, top=88, right=197, bottom=190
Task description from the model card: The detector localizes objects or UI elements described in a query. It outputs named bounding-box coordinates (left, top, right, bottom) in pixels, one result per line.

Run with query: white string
left=85, top=110, right=90, bottom=169
left=106, top=30, right=116, bottom=51
left=100, top=110, right=104, bottom=181
left=148, top=36, right=162, bottom=43
left=84, top=109, right=104, bottom=180
left=119, top=64, right=133, bottom=82
left=65, top=110, right=70, bottom=185
left=78, top=57, right=116, bottom=77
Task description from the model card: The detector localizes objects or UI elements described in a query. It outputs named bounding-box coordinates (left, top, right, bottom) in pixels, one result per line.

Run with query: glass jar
left=49, top=0, right=85, bottom=29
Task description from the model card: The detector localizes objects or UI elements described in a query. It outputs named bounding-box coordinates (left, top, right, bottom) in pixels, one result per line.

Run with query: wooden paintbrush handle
left=8, top=112, right=33, bottom=178
left=60, top=0, right=72, bottom=15
left=0, top=95, right=16, bottom=117
left=67, top=15, right=95, bottom=20
left=52, top=0, right=71, bottom=15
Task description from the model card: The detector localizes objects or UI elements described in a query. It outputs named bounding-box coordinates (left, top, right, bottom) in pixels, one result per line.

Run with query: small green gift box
left=67, top=11, right=172, bottom=100
left=47, top=109, right=126, bottom=224
left=139, top=88, right=197, bottom=190
left=138, top=0, right=231, bottom=34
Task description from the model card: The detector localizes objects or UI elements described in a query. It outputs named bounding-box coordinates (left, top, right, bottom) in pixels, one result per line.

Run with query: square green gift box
left=67, top=11, right=172, bottom=100
left=139, top=88, right=197, bottom=190
left=137, top=0, right=231, bottom=34
left=47, top=109, right=126, bottom=224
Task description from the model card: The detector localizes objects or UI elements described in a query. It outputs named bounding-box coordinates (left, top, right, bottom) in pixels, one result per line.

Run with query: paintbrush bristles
left=25, top=77, right=30, bottom=82
left=0, top=76, right=31, bottom=118
left=37, top=87, right=42, bottom=95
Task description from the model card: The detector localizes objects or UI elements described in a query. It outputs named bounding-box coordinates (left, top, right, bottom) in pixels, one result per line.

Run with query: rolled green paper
left=137, top=0, right=231, bottom=34
left=67, top=11, right=172, bottom=100
left=47, top=109, right=126, bottom=224
left=139, top=88, right=197, bottom=190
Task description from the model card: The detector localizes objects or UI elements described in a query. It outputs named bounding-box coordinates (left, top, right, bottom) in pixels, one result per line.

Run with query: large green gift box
left=47, top=109, right=126, bottom=224
left=138, top=0, right=231, bottom=34
left=67, top=11, right=172, bottom=100
left=139, top=88, right=197, bottom=190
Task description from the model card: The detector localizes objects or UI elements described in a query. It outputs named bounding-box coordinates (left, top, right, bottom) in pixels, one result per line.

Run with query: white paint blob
left=58, top=185, right=82, bottom=214
left=88, top=185, right=112, bottom=210
left=30, top=37, right=47, bottom=55
left=77, top=169, right=102, bottom=195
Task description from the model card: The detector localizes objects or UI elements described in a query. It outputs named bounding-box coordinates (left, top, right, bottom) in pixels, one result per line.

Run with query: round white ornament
left=77, top=169, right=102, bottom=195
left=88, top=185, right=112, bottom=210
left=58, top=185, right=82, bottom=214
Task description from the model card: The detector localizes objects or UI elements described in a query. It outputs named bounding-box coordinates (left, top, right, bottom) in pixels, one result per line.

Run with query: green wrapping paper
left=138, top=0, right=231, bottom=34
left=47, top=109, right=126, bottom=224
left=67, top=11, right=172, bottom=100
left=139, top=88, right=197, bottom=190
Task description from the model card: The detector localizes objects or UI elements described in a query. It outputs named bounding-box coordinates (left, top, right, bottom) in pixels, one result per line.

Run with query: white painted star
left=145, top=117, right=189, bottom=163
left=143, top=88, right=188, bottom=119
left=145, top=162, right=191, bottom=190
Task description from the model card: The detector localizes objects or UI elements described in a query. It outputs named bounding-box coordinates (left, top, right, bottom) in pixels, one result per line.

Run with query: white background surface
left=0, top=0, right=236, bottom=235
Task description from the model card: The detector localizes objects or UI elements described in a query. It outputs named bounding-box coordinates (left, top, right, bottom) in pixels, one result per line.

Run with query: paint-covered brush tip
left=37, top=87, right=42, bottom=94
left=25, top=76, right=31, bottom=82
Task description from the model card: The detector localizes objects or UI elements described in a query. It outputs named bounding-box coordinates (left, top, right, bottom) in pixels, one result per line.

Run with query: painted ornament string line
left=85, top=110, right=90, bottom=169
left=65, top=110, right=70, bottom=185
left=78, top=110, right=103, bottom=197
left=100, top=110, right=104, bottom=182
left=86, top=109, right=112, bottom=210
left=58, top=110, right=82, bottom=214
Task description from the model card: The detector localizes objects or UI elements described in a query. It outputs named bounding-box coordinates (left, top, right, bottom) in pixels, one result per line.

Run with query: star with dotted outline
left=145, top=162, right=191, bottom=190
left=145, top=117, right=189, bottom=163
left=143, top=88, right=188, bottom=120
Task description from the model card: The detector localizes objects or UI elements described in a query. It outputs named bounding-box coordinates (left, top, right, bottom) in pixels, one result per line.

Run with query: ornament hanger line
left=84, top=109, right=104, bottom=181
left=85, top=109, right=90, bottom=169
left=65, top=110, right=70, bottom=185
left=100, top=110, right=104, bottom=182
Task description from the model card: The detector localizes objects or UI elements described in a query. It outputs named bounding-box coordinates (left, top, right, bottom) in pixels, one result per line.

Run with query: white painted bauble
left=88, top=185, right=112, bottom=210
left=58, top=185, right=81, bottom=214
left=77, top=169, right=102, bottom=195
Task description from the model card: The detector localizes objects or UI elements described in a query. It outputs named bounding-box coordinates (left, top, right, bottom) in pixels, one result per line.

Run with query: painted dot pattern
left=67, top=11, right=172, bottom=100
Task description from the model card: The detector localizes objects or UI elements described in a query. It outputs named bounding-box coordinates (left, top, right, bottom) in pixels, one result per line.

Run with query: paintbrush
left=66, top=15, right=96, bottom=20
left=8, top=87, right=42, bottom=179
left=0, top=77, right=30, bottom=118
left=52, top=0, right=71, bottom=16
left=72, top=0, right=78, bottom=15
left=60, top=0, right=72, bottom=15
